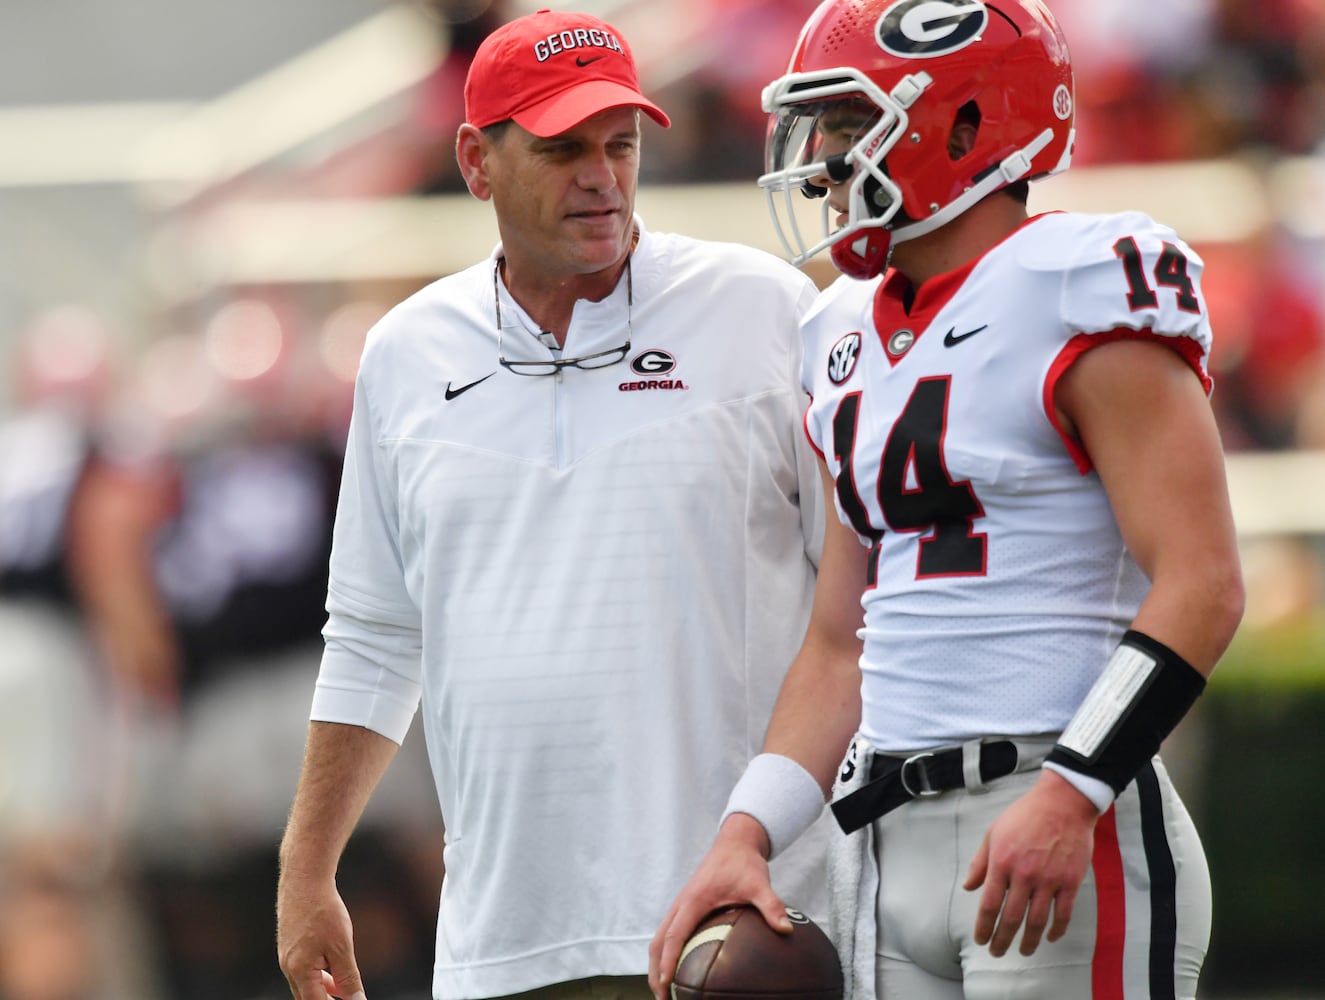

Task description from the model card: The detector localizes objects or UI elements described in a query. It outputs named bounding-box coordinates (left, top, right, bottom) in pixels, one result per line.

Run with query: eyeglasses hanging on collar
left=495, top=257, right=633, bottom=377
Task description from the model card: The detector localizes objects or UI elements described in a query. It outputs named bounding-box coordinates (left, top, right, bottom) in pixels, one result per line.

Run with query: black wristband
left=1046, top=630, right=1207, bottom=796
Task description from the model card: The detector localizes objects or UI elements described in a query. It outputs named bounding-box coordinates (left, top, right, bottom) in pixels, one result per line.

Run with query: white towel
left=827, top=735, right=879, bottom=1000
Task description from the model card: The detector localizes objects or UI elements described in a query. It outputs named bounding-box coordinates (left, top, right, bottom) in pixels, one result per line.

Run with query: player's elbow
left=1207, top=558, right=1246, bottom=655
left=1187, top=551, right=1245, bottom=670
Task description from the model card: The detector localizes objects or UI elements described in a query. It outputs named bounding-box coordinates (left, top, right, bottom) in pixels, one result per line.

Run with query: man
left=276, top=9, right=834, bottom=1000
left=650, top=2, right=1245, bottom=999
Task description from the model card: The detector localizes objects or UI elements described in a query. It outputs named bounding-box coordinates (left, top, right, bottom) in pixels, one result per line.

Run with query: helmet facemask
left=760, top=69, right=932, bottom=280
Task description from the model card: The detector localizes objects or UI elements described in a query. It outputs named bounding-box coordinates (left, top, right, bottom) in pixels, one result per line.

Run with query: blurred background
left=1, top=1, right=1323, bottom=998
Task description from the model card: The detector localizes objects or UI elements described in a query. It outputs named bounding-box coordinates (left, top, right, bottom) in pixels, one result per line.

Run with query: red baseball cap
left=464, top=8, right=671, bottom=137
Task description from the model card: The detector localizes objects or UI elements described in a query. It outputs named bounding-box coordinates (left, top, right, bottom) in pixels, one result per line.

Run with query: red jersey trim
left=1044, top=328, right=1211, bottom=474
left=1092, top=806, right=1127, bottom=1000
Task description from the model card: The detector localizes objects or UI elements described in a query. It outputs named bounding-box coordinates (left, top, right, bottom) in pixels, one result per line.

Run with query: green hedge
left=1197, top=625, right=1325, bottom=994
left=1211, top=616, right=1325, bottom=690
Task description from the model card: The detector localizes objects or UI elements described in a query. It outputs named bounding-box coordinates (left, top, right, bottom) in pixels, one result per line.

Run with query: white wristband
left=721, top=753, right=825, bottom=859
left=1043, top=761, right=1115, bottom=814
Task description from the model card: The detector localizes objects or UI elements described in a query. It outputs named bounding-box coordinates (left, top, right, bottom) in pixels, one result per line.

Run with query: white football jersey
left=313, top=219, right=829, bottom=998
left=802, top=211, right=1213, bottom=750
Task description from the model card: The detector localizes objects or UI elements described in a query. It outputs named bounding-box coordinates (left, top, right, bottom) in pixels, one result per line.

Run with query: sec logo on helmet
left=877, top=0, right=989, bottom=58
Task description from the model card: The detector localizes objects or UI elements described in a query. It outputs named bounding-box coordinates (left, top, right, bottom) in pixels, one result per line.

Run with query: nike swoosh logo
left=575, top=55, right=604, bottom=67
left=943, top=325, right=988, bottom=348
left=444, top=373, right=495, bottom=400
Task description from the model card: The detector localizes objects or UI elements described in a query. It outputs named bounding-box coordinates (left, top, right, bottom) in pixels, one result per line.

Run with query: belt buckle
left=900, top=751, right=942, bottom=799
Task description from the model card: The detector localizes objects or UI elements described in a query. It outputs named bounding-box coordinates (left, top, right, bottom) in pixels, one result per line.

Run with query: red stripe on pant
left=1092, top=806, right=1126, bottom=999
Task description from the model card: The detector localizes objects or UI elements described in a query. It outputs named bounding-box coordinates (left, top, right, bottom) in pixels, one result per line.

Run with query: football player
left=651, top=2, right=1244, bottom=998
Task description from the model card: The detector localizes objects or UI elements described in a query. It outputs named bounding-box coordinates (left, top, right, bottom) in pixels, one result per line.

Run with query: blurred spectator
left=1055, top=0, right=1325, bottom=165
left=0, top=308, right=104, bottom=1000
left=59, top=293, right=441, bottom=1000
left=1052, top=0, right=1219, bottom=165
left=1209, top=0, right=1325, bottom=156
left=641, top=0, right=823, bottom=182
left=414, top=0, right=514, bottom=194
left=1196, top=230, right=1325, bottom=450
left=0, top=306, right=158, bottom=1000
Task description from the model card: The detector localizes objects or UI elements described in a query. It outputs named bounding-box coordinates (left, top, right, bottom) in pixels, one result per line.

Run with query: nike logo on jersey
left=575, top=55, right=604, bottom=67
left=943, top=324, right=988, bottom=347
left=444, top=373, right=495, bottom=400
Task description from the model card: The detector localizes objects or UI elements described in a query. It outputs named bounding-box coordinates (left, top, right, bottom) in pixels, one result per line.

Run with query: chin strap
left=889, top=127, right=1055, bottom=247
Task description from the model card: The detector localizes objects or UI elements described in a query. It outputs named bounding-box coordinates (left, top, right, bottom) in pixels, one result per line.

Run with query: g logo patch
left=886, top=328, right=916, bottom=358
left=630, top=349, right=676, bottom=376
left=877, top=0, right=988, bottom=59
left=828, top=333, right=862, bottom=385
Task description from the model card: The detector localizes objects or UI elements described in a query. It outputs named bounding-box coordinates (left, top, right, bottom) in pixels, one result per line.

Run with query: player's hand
left=276, top=866, right=367, bottom=1000
left=963, top=770, right=1100, bottom=958
left=648, top=813, right=788, bottom=999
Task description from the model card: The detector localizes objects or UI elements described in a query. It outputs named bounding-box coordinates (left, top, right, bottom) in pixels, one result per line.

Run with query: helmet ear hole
left=948, top=101, right=981, bottom=160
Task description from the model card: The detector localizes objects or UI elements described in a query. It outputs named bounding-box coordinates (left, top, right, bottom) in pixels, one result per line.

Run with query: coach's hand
left=648, top=813, right=789, bottom=999
left=277, top=866, right=367, bottom=1000
left=964, top=770, right=1101, bottom=958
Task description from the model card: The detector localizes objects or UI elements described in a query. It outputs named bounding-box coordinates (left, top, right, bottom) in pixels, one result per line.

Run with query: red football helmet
left=760, top=0, right=1075, bottom=279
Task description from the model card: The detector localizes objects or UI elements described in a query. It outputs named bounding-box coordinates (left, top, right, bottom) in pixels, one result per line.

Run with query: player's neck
left=889, top=196, right=1029, bottom=289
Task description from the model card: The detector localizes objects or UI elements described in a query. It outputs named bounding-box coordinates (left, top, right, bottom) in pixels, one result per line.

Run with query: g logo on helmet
left=877, top=0, right=989, bottom=58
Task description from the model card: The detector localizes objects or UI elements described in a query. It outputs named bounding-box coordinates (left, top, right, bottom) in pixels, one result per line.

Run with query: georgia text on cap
left=530, top=26, right=626, bottom=63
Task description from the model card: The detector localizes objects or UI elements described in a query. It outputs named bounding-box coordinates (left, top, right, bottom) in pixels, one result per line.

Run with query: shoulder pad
left=1015, top=211, right=1186, bottom=273
left=803, top=273, right=879, bottom=328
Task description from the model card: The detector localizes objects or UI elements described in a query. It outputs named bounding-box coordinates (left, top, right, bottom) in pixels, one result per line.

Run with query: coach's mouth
left=568, top=207, right=621, bottom=221
left=566, top=208, right=625, bottom=236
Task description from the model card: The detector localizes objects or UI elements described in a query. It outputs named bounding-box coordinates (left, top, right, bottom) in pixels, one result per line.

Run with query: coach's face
left=462, top=107, right=640, bottom=281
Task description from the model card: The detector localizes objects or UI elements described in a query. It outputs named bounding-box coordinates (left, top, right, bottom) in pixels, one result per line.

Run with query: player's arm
left=649, top=459, right=866, bottom=999
left=1058, top=337, right=1243, bottom=673
left=761, top=498, right=868, bottom=794
left=966, top=337, right=1245, bottom=958
left=277, top=721, right=399, bottom=1000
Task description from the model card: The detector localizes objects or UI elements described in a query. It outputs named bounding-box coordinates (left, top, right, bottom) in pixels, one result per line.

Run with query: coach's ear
left=456, top=123, right=494, bottom=201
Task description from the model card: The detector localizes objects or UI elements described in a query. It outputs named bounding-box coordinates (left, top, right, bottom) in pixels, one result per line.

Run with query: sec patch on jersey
left=671, top=905, right=843, bottom=1000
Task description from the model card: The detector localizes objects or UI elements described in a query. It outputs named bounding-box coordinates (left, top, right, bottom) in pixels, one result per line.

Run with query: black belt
left=830, top=740, right=1021, bottom=834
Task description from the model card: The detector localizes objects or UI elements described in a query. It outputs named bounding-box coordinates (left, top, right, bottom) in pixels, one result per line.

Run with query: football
left=671, top=904, right=843, bottom=1000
